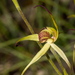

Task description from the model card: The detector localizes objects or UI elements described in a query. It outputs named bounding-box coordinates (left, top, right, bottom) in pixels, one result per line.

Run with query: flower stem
left=50, top=47, right=68, bottom=75
left=46, top=53, right=62, bottom=75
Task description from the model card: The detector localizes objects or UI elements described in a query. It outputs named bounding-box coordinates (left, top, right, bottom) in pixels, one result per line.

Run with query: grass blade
left=73, top=44, right=75, bottom=73
left=12, top=0, right=34, bottom=34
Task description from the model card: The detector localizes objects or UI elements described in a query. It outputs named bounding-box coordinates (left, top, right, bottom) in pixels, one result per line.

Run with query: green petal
left=47, top=27, right=57, bottom=42
left=16, top=34, right=39, bottom=46
left=49, top=13, right=58, bottom=41
left=50, top=43, right=71, bottom=69
left=73, top=44, right=75, bottom=73
left=21, top=39, right=53, bottom=75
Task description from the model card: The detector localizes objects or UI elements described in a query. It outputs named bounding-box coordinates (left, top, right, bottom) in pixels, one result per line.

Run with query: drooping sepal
left=21, top=39, right=53, bottom=75
left=50, top=43, right=71, bottom=69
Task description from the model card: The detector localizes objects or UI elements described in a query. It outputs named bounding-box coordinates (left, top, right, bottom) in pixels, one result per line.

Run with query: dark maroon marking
left=15, top=43, right=18, bottom=47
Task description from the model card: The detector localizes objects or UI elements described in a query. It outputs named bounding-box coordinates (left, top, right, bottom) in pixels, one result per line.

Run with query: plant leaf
left=67, top=15, right=75, bottom=18
left=73, top=44, right=75, bottom=73
left=12, top=0, right=34, bottom=34
left=50, top=43, right=71, bottom=69
left=15, top=34, right=39, bottom=46
left=63, top=69, right=68, bottom=75
left=21, top=39, right=53, bottom=75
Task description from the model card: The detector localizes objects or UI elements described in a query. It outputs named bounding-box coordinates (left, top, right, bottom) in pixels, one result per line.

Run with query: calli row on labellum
left=13, top=2, right=71, bottom=75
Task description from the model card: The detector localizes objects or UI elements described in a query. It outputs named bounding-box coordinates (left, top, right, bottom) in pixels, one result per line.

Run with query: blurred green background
left=0, top=0, right=75, bottom=75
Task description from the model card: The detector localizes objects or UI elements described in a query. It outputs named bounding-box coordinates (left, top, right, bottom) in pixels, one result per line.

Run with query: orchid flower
left=15, top=5, right=71, bottom=75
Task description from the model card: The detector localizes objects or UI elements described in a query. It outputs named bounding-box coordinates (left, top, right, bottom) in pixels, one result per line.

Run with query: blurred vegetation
left=0, top=0, right=75, bottom=75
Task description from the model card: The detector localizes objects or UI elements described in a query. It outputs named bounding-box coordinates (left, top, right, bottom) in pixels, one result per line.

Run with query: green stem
left=46, top=54, right=62, bottom=75
left=12, top=0, right=62, bottom=75
left=50, top=47, right=68, bottom=75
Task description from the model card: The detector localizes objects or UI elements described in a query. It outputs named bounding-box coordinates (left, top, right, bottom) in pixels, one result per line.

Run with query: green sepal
left=15, top=34, right=39, bottom=46
left=21, top=39, right=53, bottom=75
left=50, top=43, right=71, bottom=69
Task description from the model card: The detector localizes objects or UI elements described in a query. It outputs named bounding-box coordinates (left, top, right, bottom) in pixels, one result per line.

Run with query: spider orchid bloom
left=15, top=5, right=71, bottom=75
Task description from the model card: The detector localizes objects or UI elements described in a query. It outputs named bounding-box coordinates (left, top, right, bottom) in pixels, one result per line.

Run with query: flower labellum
left=39, top=28, right=51, bottom=43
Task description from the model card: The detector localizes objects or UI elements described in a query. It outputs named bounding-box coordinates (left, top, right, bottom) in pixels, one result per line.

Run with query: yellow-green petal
left=47, top=27, right=57, bottom=41
left=50, top=43, right=71, bottom=69
left=16, top=34, right=39, bottom=46
left=49, top=12, right=58, bottom=41
left=73, top=44, right=75, bottom=73
left=21, top=39, right=53, bottom=75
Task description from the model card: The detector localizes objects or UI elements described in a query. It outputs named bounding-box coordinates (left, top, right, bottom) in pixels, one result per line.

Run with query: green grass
left=0, top=0, right=75, bottom=75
